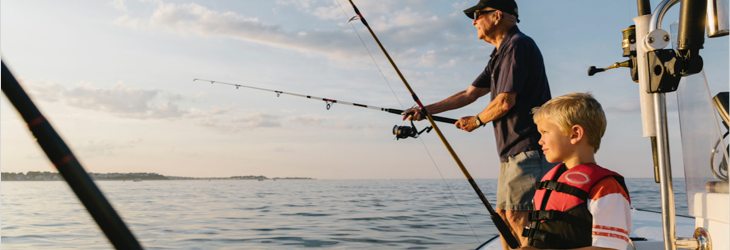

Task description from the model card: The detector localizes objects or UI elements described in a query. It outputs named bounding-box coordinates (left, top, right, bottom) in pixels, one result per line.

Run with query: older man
left=404, top=0, right=555, bottom=248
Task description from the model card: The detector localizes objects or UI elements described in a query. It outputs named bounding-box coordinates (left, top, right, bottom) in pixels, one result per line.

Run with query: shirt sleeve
left=471, top=67, right=491, bottom=88
left=494, top=39, right=530, bottom=95
left=587, top=177, right=632, bottom=250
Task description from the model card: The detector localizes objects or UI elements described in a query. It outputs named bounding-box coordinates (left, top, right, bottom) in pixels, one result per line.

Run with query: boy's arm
left=587, top=177, right=632, bottom=250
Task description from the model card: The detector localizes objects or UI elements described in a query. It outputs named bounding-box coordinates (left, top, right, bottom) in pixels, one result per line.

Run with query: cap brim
left=463, top=3, right=486, bottom=19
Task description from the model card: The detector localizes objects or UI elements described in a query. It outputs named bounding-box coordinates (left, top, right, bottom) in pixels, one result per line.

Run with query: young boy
left=517, top=92, right=632, bottom=250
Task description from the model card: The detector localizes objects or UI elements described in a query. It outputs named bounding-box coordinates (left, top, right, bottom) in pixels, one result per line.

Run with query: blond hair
left=532, top=92, right=607, bottom=153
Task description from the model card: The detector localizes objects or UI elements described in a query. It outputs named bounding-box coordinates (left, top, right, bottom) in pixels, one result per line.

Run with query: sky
left=1, top=0, right=728, bottom=179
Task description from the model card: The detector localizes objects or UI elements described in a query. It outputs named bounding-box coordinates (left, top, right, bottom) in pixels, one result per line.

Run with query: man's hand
left=455, top=116, right=480, bottom=132
left=402, top=108, right=425, bottom=121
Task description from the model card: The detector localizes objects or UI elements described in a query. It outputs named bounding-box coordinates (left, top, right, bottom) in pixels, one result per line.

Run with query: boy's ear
left=569, top=125, right=585, bottom=145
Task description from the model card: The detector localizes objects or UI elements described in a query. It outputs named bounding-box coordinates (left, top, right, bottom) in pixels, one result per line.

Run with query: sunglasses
left=473, top=9, right=497, bottom=20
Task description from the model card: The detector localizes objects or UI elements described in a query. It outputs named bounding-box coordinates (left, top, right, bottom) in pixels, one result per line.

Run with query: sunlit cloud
left=112, top=0, right=481, bottom=70
left=113, top=1, right=369, bottom=62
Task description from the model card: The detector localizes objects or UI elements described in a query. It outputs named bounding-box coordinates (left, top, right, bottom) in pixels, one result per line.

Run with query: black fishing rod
left=1, top=61, right=144, bottom=250
left=345, top=1, right=521, bottom=248
left=194, top=78, right=458, bottom=140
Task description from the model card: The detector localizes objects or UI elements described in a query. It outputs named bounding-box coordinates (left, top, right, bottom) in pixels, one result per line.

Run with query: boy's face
left=536, top=120, right=573, bottom=163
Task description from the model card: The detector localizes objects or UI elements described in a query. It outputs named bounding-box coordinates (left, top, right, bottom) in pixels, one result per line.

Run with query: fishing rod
left=1, top=61, right=144, bottom=249
left=345, top=1, right=521, bottom=248
left=194, top=78, right=458, bottom=140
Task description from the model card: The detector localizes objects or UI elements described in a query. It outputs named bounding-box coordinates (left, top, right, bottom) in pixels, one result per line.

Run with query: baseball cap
left=464, top=0, right=520, bottom=23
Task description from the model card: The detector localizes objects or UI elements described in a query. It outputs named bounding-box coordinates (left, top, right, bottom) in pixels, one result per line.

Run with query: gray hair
left=501, top=12, right=518, bottom=24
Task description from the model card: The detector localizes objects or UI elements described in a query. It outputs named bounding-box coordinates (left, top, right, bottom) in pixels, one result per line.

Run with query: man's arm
left=455, top=92, right=516, bottom=132
left=402, top=86, right=489, bottom=121
left=477, top=91, right=516, bottom=123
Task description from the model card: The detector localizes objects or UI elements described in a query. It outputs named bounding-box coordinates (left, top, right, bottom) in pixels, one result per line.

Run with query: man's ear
left=569, top=125, right=585, bottom=145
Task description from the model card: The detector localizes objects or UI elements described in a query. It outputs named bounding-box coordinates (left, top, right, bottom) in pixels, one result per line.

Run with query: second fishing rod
left=346, top=1, right=521, bottom=248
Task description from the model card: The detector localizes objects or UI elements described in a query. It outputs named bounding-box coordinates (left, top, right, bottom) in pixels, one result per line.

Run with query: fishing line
left=334, top=0, right=481, bottom=243
left=335, top=0, right=404, bottom=109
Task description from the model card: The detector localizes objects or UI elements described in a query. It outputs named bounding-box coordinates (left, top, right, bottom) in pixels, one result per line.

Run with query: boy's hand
left=455, top=116, right=479, bottom=132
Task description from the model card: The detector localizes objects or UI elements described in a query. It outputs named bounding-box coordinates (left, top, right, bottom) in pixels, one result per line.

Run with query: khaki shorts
left=496, top=150, right=556, bottom=211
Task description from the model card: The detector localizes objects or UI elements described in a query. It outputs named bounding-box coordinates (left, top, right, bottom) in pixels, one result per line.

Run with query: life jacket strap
left=522, top=228, right=560, bottom=245
left=535, top=180, right=589, bottom=201
left=528, top=210, right=592, bottom=230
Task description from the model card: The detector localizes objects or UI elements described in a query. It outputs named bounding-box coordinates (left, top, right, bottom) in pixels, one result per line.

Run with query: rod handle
left=386, top=108, right=458, bottom=124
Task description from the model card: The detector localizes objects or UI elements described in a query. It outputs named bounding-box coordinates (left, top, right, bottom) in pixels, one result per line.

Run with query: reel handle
left=588, top=66, right=605, bottom=76
left=588, top=60, right=631, bottom=76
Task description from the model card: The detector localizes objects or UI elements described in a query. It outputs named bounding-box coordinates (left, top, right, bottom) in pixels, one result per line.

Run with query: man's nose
left=472, top=18, right=477, bottom=26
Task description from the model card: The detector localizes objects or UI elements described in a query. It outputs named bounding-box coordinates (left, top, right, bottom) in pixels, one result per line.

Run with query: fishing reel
left=393, top=119, right=432, bottom=140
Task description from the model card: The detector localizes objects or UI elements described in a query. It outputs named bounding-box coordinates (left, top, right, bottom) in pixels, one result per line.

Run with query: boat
left=0, top=1, right=726, bottom=250
left=479, top=0, right=729, bottom=249
left=133, top=178, right=142, bottom=182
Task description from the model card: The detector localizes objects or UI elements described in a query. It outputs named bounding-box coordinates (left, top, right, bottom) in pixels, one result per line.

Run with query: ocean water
left=1, top=178, right=687, bottom=249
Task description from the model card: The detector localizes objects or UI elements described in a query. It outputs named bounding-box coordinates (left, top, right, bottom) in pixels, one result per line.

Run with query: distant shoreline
left=1, top=171, right=314, bottom=181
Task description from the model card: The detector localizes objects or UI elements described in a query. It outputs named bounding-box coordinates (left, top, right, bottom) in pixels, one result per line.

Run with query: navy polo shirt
left=471, top=26, right=551, bottom=162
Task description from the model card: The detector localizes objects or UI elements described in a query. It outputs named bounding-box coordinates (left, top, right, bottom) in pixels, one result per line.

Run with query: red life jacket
left=524, top=163, right=629, bottom=249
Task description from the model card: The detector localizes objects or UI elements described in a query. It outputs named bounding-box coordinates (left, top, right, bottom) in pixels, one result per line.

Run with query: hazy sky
left=2, top=0, right=728, bottom=179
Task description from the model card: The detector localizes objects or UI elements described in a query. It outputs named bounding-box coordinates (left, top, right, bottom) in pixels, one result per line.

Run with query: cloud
left=167, top=93, right=185, bottom=101
left=25, top=80, right=189, bottom=119
left=290, top=115, right=355, bottom=129
left=113, top=1, right=369, bottom=62
left=196, top=117, right=242, bottom=133
left=74, top=138, right=143, bottom=157
left=193, top=112, right=282, bottom=134
left=290, top=115, right=326, bottom=127
left=186, top=105, right=235, bottom=119
left=110, top=0, right=128, bottom=11
left=23, top=79, right=66, bottom=102
left=113, top=0, right=481, bottom=70
left=272, top=146, right=294, bottom=152
left=20, top=79, right=284, bottom=134
left=232, top=113, right=282, bottom=128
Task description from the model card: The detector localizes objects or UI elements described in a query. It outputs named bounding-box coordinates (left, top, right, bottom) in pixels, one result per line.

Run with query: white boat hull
left=475, top=209, right=696, bottom=250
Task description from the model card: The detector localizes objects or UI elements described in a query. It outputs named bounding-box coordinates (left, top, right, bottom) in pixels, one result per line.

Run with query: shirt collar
left=490, top=26, right=521, bottom=58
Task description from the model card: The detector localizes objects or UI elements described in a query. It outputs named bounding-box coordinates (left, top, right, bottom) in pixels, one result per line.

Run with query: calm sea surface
left=1, top=179, right=687, bottom=249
